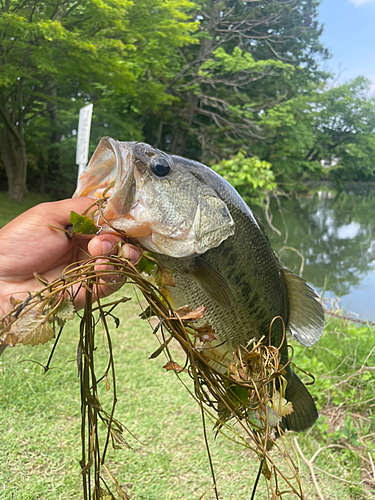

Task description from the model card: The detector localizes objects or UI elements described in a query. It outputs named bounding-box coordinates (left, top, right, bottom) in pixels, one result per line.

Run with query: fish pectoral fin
left=281, top=369, right=318, bottom=432
left=189, top=256, right=233, bottom=311
left=282, top=268, right=325, bottom=347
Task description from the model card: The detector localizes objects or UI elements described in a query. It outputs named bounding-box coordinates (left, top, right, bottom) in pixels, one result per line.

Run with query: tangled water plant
left=0, top=246, right=312, bottom=499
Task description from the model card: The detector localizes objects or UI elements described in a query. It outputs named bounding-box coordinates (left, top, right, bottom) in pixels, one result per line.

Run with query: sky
left=318, top=0, right=375, bottom=94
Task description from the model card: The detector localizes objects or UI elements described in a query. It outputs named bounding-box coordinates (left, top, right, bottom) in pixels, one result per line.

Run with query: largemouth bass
left=74, top=138, right=325, bottom=432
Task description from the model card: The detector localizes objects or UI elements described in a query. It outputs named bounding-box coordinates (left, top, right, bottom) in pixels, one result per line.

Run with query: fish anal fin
left=189, top=257, right=233, bottom=311
left=282, top=370, right=318, bottom=432
left=282, top=268, right=325, bottom=347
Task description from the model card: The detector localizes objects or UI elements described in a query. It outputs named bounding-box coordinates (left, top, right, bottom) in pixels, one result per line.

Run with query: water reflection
left=260, top=186, right=375, bottom=320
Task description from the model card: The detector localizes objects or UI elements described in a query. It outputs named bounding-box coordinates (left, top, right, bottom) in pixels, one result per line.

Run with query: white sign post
left=76, top=103, right=93, bottom=183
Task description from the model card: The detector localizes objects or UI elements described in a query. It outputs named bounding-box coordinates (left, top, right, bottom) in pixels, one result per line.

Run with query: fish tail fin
left=282, top=370, right=318, bottom=432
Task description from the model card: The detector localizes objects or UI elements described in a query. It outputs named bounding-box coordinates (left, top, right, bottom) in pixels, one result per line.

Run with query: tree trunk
left=170, top=94, right=199, bottom=156
left=0, top=123, right=28, bottom=202
left=171, top=125, right=189, bottom=156
left=169, top=3, right=217, bottom=157
left=46, top=83, right=61, bottom=199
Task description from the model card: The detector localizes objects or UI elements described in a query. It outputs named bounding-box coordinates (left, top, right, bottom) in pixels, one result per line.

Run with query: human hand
left=0, top=198, right=141, bottom=318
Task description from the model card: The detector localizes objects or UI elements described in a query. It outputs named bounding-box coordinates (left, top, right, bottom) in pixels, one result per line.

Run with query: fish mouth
left=74, top=137, right=139, bottom=231
left=75, top=137, right=235, bottom=257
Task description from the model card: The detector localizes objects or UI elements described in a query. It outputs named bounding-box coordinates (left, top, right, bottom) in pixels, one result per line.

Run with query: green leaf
left=69, top=212, right=98, bottom=235
left=55, top=299, right=75, bottom=327
left=229, top=385, right=249, bottom=405
left=137, top=255, right=156, bottom=275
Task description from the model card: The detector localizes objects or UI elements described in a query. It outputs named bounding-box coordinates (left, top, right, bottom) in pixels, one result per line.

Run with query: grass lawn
left=1, top=195, right=375, bottom=499
left=0, top=192, right=50, bottom=227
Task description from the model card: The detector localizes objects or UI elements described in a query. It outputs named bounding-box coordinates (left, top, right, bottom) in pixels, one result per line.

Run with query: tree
left=251, top=86, right=320, bottom=185
left=257, top=77, right=375, bottom=186
left=143, top=0, right=328, bottom=162
left=0, top=0, right=196, bottom=200
left=310, top=77, right=375, bottom=182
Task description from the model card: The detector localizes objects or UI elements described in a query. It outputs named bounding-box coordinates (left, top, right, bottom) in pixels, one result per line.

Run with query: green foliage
left=1, top=196, right=373, bottom=500
left=200, top=46, right=293, bottom=75
left=137, top=255, right=157, bottom=275
left=211, top=151, right=276, bottom=205
left=0, top=0, right=198, bottom=199
left=293, top=319, right=375, bottom=407
left=256, top=77, right=375, bottom=187
left=316, top=78, right=375, bottom=182
left=1, top=0, right=375, bottom=199
left=293, top=317, right=375, bottom=498
left=0, top=294, right=371, bottom=500
left=69, top=211, right=98, bottom=235
left=144, top=0, right=328, bottom=162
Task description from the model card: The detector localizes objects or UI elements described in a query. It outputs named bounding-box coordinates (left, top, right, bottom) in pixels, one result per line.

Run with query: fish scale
left=74, top=138, right=325, bottom=432
left=156, top=206, right=289, bottom=358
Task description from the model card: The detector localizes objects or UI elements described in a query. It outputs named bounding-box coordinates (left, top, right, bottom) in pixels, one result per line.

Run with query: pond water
left=259, top=185, right=375, bottom=321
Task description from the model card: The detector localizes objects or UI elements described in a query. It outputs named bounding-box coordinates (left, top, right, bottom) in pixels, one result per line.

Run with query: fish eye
left=151, top=157, right=171, bottom=177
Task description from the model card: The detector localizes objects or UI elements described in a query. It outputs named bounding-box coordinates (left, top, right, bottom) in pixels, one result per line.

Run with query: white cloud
left=349, top=0, right=375, bottom=6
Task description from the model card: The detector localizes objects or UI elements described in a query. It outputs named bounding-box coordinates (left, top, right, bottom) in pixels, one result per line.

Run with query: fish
left=74, top=137, right=325, bottom=432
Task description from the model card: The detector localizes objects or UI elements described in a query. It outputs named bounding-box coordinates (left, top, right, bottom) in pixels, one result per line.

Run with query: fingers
left=118, top=242, right=141, bottom=264
left=87, top=235, right=141, bottom=264
left=93, top=258, right=127, bottom=297
left=82, top=237, right=142, bottom=305
left=87, top=234, right=122, bottom=259
left=44, top=198, right=142, bottom=266
left=89, top=240, right=141, bottom=295
left=40, top=197, right=95, bottom=229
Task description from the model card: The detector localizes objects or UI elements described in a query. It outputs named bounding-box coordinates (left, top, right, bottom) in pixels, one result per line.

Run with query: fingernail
left=101, top=240, right=113, bottom=255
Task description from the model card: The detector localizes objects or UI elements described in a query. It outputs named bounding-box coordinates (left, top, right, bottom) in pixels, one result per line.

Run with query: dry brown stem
left=293, top=438, right=325, bottom=500
left=0, top=253, right=308, bottom=499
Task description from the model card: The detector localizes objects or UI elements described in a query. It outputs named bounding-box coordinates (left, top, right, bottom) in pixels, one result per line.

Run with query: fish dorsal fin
left=281, top=268, right=324, bottom=347
left=189, top=256, right=233, bottom=311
